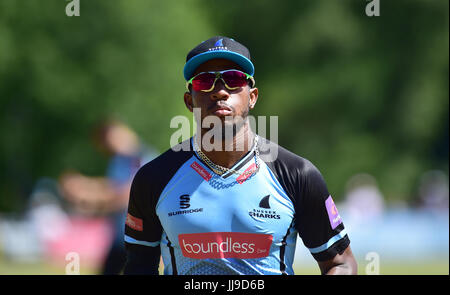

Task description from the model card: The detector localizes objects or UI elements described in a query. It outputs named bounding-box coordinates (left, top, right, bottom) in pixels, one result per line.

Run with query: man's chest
left=155, top=165, right=295, bottom=244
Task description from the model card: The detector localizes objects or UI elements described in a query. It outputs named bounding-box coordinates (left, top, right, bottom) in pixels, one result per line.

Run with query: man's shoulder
left=134, top=138, right=193, bottom=182
left=259, top=137, right=317, bottom=175
left=259, top=137, right=329, bottom=203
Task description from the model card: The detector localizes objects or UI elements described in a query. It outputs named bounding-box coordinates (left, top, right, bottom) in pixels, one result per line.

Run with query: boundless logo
left=168, top=194, right=203, bottom=217
left=249, top=195, right=281, bottom=219
left=179, top=232, right=273, bottom=259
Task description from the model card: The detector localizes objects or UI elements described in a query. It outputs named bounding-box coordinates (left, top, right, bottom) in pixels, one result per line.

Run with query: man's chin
left=199, top=113, right=248, bottom=133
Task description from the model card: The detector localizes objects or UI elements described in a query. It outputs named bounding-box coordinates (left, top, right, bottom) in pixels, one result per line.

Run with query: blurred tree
left=0, top=0, right=214, bottom=212
left=205, top=0, right=449, bottom=202
left=0, top=0, right=448, bottom=211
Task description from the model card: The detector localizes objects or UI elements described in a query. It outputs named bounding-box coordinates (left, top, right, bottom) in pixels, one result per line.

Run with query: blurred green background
left=0, top=0, right=448, bottom=275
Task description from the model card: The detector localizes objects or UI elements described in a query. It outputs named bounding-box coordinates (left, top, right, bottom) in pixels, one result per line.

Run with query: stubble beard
left=196, top=105, right=252, bottom=152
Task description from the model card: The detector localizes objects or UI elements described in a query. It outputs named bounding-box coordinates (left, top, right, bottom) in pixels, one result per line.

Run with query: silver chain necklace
left=193, top=134, right=260, bottom=177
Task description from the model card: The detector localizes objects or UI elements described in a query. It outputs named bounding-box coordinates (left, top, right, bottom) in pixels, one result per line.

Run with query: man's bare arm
left=317, top=246, right=357, bottom=275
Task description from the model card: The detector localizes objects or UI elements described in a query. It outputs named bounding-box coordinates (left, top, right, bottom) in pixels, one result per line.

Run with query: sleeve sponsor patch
left=325, top=195, right=342, bottom=230
left=126, top=213, right=143, bottom=231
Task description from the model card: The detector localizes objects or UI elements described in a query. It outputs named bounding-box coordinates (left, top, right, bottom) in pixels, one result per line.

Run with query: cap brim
left=183, top=50, right=254, bottom=81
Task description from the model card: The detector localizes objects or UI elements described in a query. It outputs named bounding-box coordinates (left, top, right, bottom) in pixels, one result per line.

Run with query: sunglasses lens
left=192, top=73, right=216, bottom=91
left=222, top=70, right=249, bottom=88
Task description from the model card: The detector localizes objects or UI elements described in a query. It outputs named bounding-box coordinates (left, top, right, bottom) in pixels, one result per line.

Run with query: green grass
left=294, top=259, right=449, bottom=275
left=0, top=256, right=447, bottom=275
left=0, top=256, right=97, bottom=275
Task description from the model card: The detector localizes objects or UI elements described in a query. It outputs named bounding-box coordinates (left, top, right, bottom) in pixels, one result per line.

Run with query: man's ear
left=184, top=92, right=194, bottom=112
left=249, top=87, right=258, bottom=110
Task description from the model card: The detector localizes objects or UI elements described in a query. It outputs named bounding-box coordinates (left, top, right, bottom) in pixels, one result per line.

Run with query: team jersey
left=124, top=137, right=350, bottom=275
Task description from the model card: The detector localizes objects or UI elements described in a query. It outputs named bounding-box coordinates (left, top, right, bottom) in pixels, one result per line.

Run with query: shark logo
left=249, top=195, right=280, bottom=219
left=208, top=38, right=227, bottom=52
left=259, top=195, right=271, bottom=209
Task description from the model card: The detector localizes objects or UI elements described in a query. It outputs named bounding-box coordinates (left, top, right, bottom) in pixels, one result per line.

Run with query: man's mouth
left=210, top=105, right=233, bottom=116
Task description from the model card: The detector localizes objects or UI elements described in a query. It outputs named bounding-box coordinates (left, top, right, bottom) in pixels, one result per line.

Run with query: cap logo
left=208, top=38, right=228, bottom=52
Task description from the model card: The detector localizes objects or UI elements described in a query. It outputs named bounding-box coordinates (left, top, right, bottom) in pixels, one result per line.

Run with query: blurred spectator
left=0, top=120, right=157, bottom=273
left=341, top=173, right=385, bottom=224
left=27, top=178, right=71, bottom=256
left=59, top=119, right=158, bottom=274
left=0, top=178, right=68, bottom=264
left=417, top=170, right=449, bottom=212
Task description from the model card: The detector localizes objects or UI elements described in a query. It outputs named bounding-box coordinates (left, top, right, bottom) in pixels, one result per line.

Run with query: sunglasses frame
left=186, top=69, right=255, bottom=92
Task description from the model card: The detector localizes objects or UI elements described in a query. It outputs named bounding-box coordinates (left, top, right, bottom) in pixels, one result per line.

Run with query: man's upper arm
left=263, top=143, right=351, bottom=265
left=124, top=244, right=161, bottom=275
left=294, top=162, right=351, bottom=262
left=123, top=164, right=163, bottom=274
left=317, top=245, right=357, bottom=275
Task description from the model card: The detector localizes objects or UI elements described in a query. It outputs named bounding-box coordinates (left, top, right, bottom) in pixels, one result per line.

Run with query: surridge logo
left=249, top=195, right=281, bottom=219
left=180, top=194, right=190, bottom=209
left=168, top=194, right=203, bottom=217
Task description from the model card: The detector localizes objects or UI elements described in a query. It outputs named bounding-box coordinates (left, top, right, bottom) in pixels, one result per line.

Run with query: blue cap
left=183, top=36, right=254, bottom=81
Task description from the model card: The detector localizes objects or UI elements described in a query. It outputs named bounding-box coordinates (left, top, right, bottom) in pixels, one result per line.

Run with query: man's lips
left=213, top=109, right=232, bottom=116
left=209, top=105, right=233, bottom=116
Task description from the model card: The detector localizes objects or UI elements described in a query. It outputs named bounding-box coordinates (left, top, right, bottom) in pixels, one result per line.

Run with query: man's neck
left=196, top=124, right=255, bottom=169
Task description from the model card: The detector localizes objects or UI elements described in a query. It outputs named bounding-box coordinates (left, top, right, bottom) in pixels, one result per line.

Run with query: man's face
left=184, top=59, right=258, bottom=135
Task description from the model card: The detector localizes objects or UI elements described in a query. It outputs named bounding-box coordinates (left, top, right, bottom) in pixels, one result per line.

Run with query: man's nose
left=210, top=79, right=230, bottom=101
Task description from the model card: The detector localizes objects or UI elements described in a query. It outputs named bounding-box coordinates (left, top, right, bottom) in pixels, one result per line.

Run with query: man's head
left=93, top=120, right=139, bottom=156
left=183, top=37, right=258, bottom=136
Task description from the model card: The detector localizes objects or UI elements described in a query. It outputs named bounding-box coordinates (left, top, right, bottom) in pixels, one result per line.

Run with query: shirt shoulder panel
left=259, top=138, right=329, bottom=204
left=259, top=138, right=348, bottom=260
left=125, top=139, right=193, bottom=244
left=137, top=139, right=194, bottom=197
